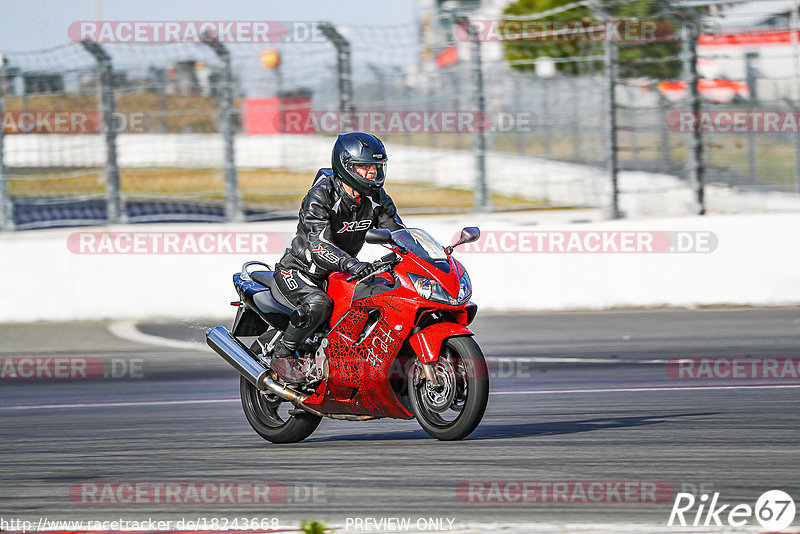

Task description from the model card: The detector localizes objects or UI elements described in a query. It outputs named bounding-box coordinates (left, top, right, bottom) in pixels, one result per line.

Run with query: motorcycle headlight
left=409, top=273, right=470, bottom=306
left=457, top=271, right=472, bottom=303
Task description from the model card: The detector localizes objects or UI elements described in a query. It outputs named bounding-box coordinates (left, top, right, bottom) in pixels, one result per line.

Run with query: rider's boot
left=270, top=340, right=308, bottom=384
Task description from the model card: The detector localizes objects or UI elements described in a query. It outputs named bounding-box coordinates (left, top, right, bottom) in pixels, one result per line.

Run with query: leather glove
left=342, top=258, right=373, bottom=277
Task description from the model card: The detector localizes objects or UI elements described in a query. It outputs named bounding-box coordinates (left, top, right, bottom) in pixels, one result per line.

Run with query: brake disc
left=421, top=358, right=457, bottom=413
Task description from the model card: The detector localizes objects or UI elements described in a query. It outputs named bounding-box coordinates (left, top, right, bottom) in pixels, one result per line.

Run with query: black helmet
left=331, top=132, right=387, bottom=195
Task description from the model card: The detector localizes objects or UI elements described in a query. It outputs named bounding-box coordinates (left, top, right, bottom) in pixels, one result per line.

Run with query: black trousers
left=272, top=264, right=334, bottom=352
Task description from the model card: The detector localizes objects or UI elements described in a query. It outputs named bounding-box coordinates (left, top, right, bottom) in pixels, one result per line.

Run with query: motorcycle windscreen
left=391, top=228, right=450, bottom=273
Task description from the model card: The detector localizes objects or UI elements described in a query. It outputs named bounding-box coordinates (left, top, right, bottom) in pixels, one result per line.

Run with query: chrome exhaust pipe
left=206, top=326, right=314, bottom=409
left=206, top=326, right=270, bottom=390
left=264, top=375, right=308, bottom=405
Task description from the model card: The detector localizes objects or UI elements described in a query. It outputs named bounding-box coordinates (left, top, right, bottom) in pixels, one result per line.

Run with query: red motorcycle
left=206, top=227, right=488, bottom=443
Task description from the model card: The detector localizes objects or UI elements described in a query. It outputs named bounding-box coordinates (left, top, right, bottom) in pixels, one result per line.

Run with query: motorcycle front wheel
left=408, top=336, right=489, bottom=441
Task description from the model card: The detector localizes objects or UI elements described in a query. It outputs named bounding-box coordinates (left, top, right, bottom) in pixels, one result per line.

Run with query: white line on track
left=107, top=320, right=680, bottom=364
left=0, top=398, right=240, bottom=411
left=108, top=320, right=206, bottom=351
left=491, top=383, right=800, bottom=395
left=3, top=383, right=799, bottom=411
left=488, top=356, right=680, bottom=364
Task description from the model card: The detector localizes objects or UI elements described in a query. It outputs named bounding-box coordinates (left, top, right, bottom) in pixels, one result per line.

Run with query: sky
left=0, top=0, right=418, bottom=52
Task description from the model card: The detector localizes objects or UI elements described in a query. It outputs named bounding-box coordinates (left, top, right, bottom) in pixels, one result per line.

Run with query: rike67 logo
left=668, top=489, right=795, bottom=530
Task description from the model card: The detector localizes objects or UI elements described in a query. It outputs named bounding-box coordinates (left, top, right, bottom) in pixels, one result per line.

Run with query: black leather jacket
left=278, top=169, right=405, bottom=283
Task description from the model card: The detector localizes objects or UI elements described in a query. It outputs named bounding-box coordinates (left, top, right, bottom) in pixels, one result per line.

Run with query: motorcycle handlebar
left=345, top=253, right=401, bottom=282
left=346, top=264, right=376, bottom=282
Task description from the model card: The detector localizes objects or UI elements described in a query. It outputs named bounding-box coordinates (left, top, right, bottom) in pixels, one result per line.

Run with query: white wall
left=0, top=212, right=797, bottom=323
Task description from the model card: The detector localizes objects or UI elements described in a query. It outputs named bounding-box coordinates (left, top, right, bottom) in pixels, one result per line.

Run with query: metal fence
left=2, top=6, right=800, bottom=230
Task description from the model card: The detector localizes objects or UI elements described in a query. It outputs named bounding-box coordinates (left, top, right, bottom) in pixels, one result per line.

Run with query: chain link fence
left=2, top=5, right=800, bottom=230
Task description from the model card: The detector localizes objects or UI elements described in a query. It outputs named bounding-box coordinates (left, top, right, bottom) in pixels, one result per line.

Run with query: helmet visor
left=345, top=160, right=387, bottom=184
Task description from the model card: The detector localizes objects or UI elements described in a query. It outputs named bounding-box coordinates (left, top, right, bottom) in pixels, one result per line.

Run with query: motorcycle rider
left=270, top=132, right=405, bottom=383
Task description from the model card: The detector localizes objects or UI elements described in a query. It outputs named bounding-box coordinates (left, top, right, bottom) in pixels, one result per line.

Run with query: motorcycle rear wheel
left=408, top=336, right=489, bottom=441
left=239, top=376, right=321, bottom=443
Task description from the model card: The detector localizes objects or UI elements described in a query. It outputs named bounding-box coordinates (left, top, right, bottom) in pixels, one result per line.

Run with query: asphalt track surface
left=1, top=308, right=799, bottom=530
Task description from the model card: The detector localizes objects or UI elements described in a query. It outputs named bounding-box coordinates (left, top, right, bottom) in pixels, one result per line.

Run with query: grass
left=4, top=93, right=221, bottom=133
left=7, top=167, right=553, bottom=213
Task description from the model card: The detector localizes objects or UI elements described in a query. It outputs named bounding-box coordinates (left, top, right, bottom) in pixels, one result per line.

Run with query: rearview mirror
left=459, top=227, right=480, bottom=244
left=365, top=228, right=393, bottom=244
left=447, top=227, right=480, bottom=253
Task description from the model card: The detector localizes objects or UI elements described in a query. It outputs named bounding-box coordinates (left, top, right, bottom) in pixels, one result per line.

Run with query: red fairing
left=327, top=272, right=357, bottom=327
left=452, top=256, right=466, bottom=278
left=399, top=251, right=462, bottom=301
left=306, top=309, right=413, bottom=419
left=302, top=236, right=475, bottom=418
left=408, top=322, right=474, bottom=364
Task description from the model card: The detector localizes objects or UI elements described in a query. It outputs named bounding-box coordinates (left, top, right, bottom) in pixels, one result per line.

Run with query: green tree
left=501, top=0, right=685, bottom=79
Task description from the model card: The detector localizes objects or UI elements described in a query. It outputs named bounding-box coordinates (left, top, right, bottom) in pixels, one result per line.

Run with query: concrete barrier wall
left=0, top=212, right=797, bottom=323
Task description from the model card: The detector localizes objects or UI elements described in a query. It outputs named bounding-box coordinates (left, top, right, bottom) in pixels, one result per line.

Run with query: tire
left=239, top=375, right=321, bottom=443
left=240, top=332, right=321, bottom=444
left=408, top=336, right=489, bottom=441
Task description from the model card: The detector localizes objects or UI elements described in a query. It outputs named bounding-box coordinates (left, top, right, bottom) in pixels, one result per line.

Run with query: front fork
left=407, top=321, right=474, bottom=388
left=421, top=363, right=439, bottom=386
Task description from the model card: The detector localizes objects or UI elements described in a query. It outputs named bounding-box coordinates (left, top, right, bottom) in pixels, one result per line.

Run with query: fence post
left=794, top=110, right=800, bottom=193
left=787, top=99, right=800, bottom=194
left=204, top=39, right=243, bottom=223
left=157, top=68, right=168, bottom=133
left=681, top=23, right=705, bottom=215
left=452, top=68, right=465, bottom=150
left=604, top=39, right=621, bottom=219
left=428, top=78, right=438, bottom=149
left=0, top=74, right=13, bottom=231
left=630, top=108, right=639, bottom=162
left=455, top=14, right=491, bottom=213
left=659, top=92, right=671, bottom=168
left=320, top=23, right=355, bottom=115
left=744, top=53, right=757, bottom=184
left=81, top=41, right=124, bottom=224
left=514, top=75, right=526, bottom=155
left=540, top=80, right=552, bottom=158
left=571, top=76, right=581, bottom=162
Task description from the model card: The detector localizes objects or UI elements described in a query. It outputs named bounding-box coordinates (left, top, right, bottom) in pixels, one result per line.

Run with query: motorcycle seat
left=250, top=270, right=296, bottom=310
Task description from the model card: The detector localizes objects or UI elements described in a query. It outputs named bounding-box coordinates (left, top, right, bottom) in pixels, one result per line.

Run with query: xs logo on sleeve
left=280, top=269, right=298, bottom=290
left=312, top=246, right=342, bottom=265
left=337, top=220, right=372, bottom=233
